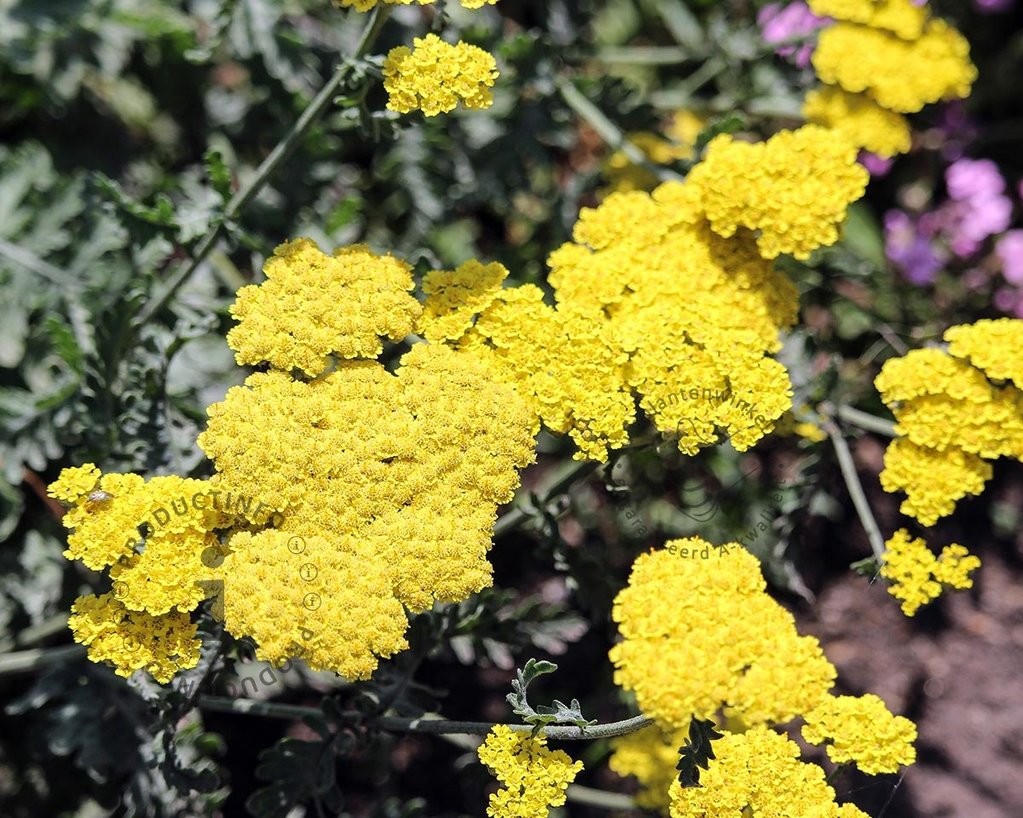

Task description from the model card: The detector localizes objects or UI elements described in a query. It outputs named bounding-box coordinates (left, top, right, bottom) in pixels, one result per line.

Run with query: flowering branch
left=138, top=6, right=392, bottom=324
left=197, top=695, right=653, bottom=740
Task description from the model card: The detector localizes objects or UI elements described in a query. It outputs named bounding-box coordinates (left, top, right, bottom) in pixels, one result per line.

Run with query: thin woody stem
left=138, top=6, right=392, bottom=324
left=198, top=695, right=653, bottom=740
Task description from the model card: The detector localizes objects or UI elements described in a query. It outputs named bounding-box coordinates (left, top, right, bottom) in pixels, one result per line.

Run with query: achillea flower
left=609, top=541, right=837, bottom=729
left=802, top=693, right=917, bottom=774
left=879, top=437, right=992, bottom=526
left=421, top=172, right=801, bottom=460
left=609, top=724, right=690, bottom=814
left=945, top=318, right=1023, bottom=388
left=476, top=725, right=583, bottom=818
left=48, top=463, right=102, bottom=505
left=813, top=20, right=976, bottom=114
left=383, top=34, right=499, bottom=116
left=198, top=341, right=536, bottom=677
left=667, top=727, right=871, bottom=818
left=685, top=126, right=868, bottom=260
left=68, top=593, right=201, bottom=683
left=227, top=239, right=421, bottom=377
left=877, top=348, right=1023, bottom=460
left=803, top=86, right=912, bottom=158
left=808, top=0, right=928, bottom=40
left=880, top=528, right=981, bottom=615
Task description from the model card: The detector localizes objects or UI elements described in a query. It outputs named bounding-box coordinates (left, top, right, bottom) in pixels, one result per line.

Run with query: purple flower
left=757, top=2, right=829, bottom=68
left=997, top=230, right=1023, bottom=285
left=859, top=151, right=895, bottom=178
left=946, top=159, right=1006, bottom=201
left=885, top=210, right=944, bottom=285
left=975, top=0, right=1013, bottom=12
left=940, top=159, right=1013, bottom=257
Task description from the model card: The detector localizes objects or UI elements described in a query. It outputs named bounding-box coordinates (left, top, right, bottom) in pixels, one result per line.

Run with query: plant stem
left=557, top=79, right=683, bottom=182
left=197, top=695, right=652, bottom=740
left=565, top=784, right=636, bottom=810
left=0, top=238, right=79, bottom=287
left=0, top=645, right=85, bottom=676
left=836, top=406, right=898, bottom=438
left=493, top=459, right=600, bottom=537
left=820, top=416, right=887, bottom=561
left=137, top=6, right=391, bottom=324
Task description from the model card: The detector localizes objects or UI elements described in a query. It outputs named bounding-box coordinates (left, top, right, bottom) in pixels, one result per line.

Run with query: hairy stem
left=493, top=459, right=600, bottom=537
left=198, top=695, right=652, bottom=740
left=138, top=6, right=391, bottom=324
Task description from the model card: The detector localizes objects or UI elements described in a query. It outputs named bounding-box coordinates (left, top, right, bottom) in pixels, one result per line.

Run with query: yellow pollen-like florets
left=476, top=725, right=583, bottom=818
left=880, top=528, right=981, bottom=616
left=685, top=126, right=868, bottom=260
left=227, top=238, right=421, bottom=377
left=383, top=34, right=499, bottom=117
left=803, top=86, right=912, bottom=158
left=609, top=540, right=837, bottom=729
left=802, top=693, right=917, bottom=774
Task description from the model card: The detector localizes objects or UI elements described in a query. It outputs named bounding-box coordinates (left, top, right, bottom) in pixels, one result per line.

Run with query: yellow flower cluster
left=198, top=340, right=535, bottom=676
left=876, top=321, right=1023, bottom=524
left=608, top=724, right=690, bottom=814
left=802, top=86, right=911, bottom=159
left=609, top=540, right=837, bottom=729
left=809, top=0, right=927, bottom=40
left=421, top=127, right=862, bottom=459
left=880, top=529, right=981, bottom=616
left=686, top=126, right=868, bottom=259
left=383, top=34, right=499, bottom=116
left=813, top=18, right=976, bottom=115
left=68, top=593, right=201, bottom=684
left=802, top=693, right=917, bottom=774
left=51, top=237, right=538, bottom=682
left=667, top=727, right=870, bottom=818
left=601, top=110, right=704, bottom=195
left=803, top=0, right=975, bottom=159
left=945, top=318, right=1023, bottom=390
left=476, top=725, right=583, bottom=818
left=227, top=239, right=421, bottom=377
left=334, top=0, right=496, bottom=9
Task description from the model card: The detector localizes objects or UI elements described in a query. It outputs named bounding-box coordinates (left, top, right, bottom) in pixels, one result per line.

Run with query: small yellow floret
left=383, top=34, right=499, bottom=116
left=803, top=86, right=912, bottom=158
left=945, top=318, right=1023, bottom=390
left=610, top=541, right=836, bottom=729
left=802, top=693, right=917, bottom=774
left=880, top=528, right=981, bottom=616
left=686, top=126, right=868, bottom=259
left=808, top=0, right=929, bottom=40
left=668, top=727, right=868, bottom=818
left=68, top=592, right=201, bottom=683
left=477, top=725, right=583, bottom=818
left=227, top=238, right=421, bottom=377
left=813, top=20, right=977, bottom=114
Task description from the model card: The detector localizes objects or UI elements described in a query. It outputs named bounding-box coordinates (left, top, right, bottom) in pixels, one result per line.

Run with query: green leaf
left=694, top=114, right=748, bottom=155
left=842, top=201, right=886, bottom=270
left=203, top=147, right=233, bottom=202
left=676, top=717, right=724, bottom=788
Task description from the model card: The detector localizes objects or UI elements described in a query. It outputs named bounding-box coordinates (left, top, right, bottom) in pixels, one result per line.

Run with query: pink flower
left=860, top=152, right=895, bottom=178
left=997, top=230, right=1023, bottom=285
left=946, top=159, right=1006, bottom=201
left=757, top=2, right=829, bottom=68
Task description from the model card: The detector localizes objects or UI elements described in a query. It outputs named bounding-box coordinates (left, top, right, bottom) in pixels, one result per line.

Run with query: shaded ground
left=799, top=547, right=1023, bottom=818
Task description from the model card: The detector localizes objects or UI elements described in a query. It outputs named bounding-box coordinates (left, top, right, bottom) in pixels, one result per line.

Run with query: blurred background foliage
left=2, top=0, right=1023, bottom=816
